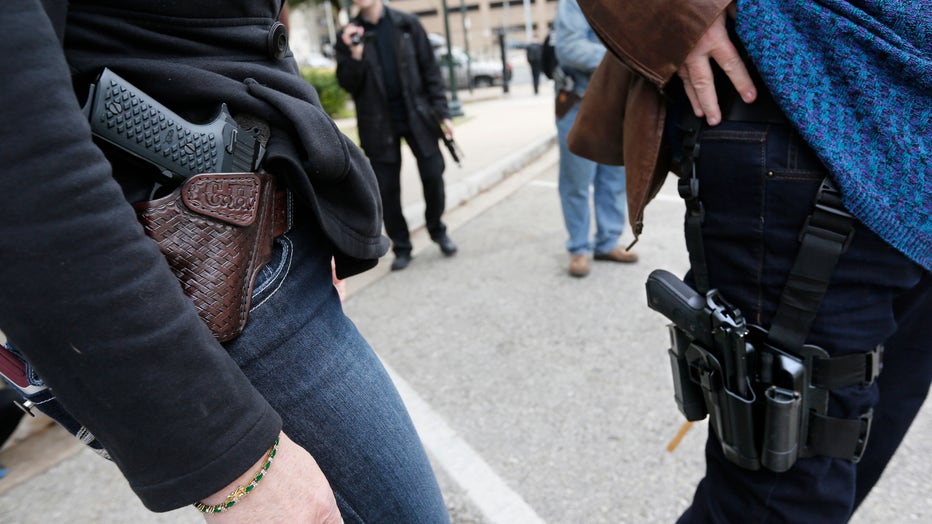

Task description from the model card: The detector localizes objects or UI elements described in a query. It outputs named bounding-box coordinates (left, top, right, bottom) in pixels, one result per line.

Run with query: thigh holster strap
left=807, top=409, right=873, bottom=462
left=812, top=346, right=883, bottom=389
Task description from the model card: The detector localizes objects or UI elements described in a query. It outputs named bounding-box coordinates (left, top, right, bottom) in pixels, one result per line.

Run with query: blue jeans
left=556, top=103, right=627, bottom=254
left=222, top=206, right=450, bottom=523
left=676, top=121, right=929, bottom=523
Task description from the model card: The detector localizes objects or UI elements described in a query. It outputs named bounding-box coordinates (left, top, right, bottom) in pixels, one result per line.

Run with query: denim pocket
left=250, top=234, right=294, bottom=312
left=249, top=192, right=295, bottom=312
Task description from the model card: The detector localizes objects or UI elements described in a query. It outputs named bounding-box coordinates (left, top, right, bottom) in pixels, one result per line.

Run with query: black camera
left=350, top=33, right=373, bottom=46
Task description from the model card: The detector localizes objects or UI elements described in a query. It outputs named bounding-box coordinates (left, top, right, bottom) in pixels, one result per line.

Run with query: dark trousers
left=676, top=120, right=930, bottom=523
left=529, top=62, right=542, bottom=94
left=370, top=122, right=446, bottom=256
left=854, top=272, right=932, bottom=508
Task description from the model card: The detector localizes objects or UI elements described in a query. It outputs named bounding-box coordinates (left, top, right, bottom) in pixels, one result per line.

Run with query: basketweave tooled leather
left=133, top=172, right=286, bottom=342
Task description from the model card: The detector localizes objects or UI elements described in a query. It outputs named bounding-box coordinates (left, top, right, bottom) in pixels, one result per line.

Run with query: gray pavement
left=1, top=81, right=929, bottom=523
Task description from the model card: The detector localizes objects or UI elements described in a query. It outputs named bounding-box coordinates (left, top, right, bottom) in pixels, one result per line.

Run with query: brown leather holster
left=555, top=90, right=582, bottom=120
left=133, top=172, right=288, bottom=342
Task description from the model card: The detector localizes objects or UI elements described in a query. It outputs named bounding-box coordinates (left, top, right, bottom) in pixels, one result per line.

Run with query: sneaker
left=568, top=254, right=590, bottom=277
left=593, top=246, right=638, bottom=263
left=390, top=252, right=412, bottom=271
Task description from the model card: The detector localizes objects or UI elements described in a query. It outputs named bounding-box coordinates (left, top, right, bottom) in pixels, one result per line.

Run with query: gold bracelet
left=193, top=437, right=279, bottom=514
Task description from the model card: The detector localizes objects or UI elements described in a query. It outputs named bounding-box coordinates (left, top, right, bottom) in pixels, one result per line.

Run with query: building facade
left=390, top=0, right=558, bottom=58
left=288, top=0, right=557, bottom=64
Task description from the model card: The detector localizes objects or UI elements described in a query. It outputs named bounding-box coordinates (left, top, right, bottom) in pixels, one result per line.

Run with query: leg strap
left=812, top=346, right=883, bottom=390
left=807, top=409, right=873, bottom=462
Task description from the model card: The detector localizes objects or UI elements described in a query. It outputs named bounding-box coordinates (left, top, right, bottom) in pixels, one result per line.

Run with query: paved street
left=0, top=82, right=929, bottom=523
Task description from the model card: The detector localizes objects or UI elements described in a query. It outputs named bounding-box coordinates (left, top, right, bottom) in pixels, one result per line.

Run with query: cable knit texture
left=737, top=0, right=931, bottom=270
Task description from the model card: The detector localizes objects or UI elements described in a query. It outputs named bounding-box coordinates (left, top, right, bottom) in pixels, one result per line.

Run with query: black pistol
left=646, top=269, right=752, bottom=397
left=441, top=134, right=464, bottom=167
left=82, top=68, right=265, bottom=184
left=429, top=109, right=463, bottom=167
left=646, top=269, right=713, bottom=420
left=646, top=269, right=713, bottom=347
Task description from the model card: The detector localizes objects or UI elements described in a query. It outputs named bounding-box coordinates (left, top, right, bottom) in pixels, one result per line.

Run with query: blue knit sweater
left=737, top=0, right=931, bottom=270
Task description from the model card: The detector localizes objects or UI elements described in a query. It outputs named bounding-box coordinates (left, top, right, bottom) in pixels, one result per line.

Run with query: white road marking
left=385, top=364, right=547, bottom=524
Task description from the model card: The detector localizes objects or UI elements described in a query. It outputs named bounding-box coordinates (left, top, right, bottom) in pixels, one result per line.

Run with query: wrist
left=194, top=437, right=279, bottom=514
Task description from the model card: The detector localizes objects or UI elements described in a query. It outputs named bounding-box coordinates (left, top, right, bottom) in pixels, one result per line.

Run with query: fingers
left=341, top=24, right=363, bottom=47
left=677, top=60, right=719, bottom=124
left=711, top=42, right=757, bottom=105
left=340, top=27, right=354, bottom=47
left=676, top=10, right=757, bottom=126
left=441, top=118, right=454, bottom=138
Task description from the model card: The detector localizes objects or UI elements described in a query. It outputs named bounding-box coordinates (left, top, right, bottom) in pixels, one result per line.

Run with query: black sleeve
left=335, top=26, right=367, bottom=95
left=0, top=0, right=281, bottom=511
left=412, top=18, right=451, bottom=120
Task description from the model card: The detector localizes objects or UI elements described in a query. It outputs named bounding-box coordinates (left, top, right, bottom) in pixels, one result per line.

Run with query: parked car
left=434, top=47, right=512, bottom=89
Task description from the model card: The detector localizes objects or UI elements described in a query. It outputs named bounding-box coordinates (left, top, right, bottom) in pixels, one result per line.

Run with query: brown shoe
left=593, top=246, right=638, bottom=263
left=568, top=254, right=590, bottom=277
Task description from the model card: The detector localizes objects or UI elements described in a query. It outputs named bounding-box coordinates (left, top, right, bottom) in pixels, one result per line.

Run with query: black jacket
left=335, top=7, right=450, bottom=163
left=0, top=0, right=386, bottom=511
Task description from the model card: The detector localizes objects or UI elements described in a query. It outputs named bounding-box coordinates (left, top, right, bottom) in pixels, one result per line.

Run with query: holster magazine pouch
left=667, top=319, right=879, bottom=472
left=133, top=172, right=288, bottom=342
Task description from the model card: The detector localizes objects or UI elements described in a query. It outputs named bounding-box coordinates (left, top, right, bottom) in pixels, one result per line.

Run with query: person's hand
left=331, top=257, right=346, bottom=303
left=676, top=3, right=756, bottom=126
left=202, top=432, right=342, bottom=524
left=440, top=118, right=454, bottom=139
left=341, top=24, right=365, bottom=61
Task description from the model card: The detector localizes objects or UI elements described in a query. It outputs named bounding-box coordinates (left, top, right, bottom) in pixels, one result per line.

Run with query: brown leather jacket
left=567, top=0, right=730, bottom=242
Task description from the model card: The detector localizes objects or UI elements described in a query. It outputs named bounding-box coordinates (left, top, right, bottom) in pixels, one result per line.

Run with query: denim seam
left=700, top=130, right=767, bottom=141
left=250, top=235, right=294, bottom=312
left=768, top=171, right=823, bottom=180
left=755, top=132, right=768, bottom=325
left=331, top=486, right=363, bottom=523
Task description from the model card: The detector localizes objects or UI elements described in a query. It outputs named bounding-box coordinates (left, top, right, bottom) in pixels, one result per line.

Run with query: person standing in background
left=336, top=0, right=459, bottom=271
left=525, top=36, right=544, bottom=95
left=554, top=0, right=637, bottom=278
